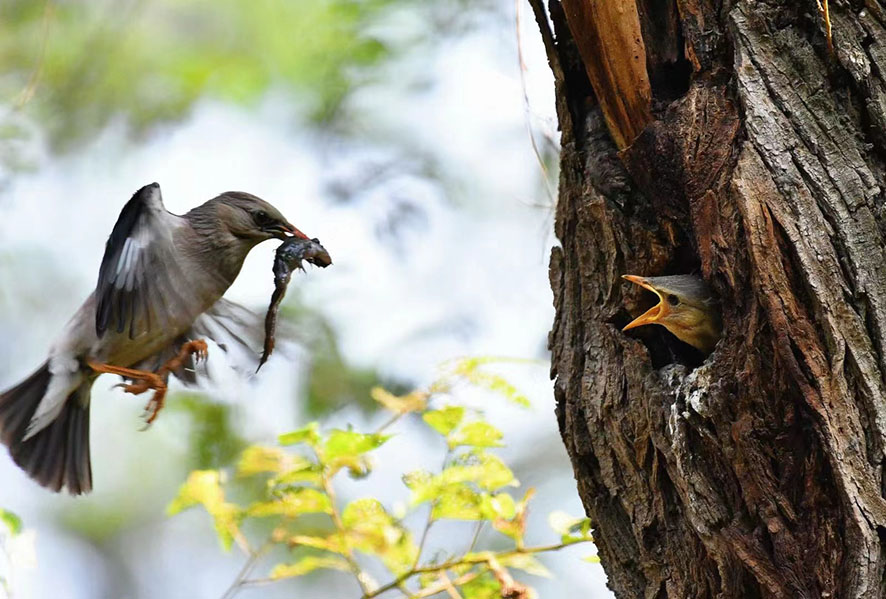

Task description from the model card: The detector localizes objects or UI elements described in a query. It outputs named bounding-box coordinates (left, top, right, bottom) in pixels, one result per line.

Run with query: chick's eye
left=667, top=294, right=680, bottom=306
left=254, top=211, right=274, bottom=227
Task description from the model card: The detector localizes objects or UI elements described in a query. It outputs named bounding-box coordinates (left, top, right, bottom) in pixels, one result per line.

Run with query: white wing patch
left=22, top=354, right=82, bottom=440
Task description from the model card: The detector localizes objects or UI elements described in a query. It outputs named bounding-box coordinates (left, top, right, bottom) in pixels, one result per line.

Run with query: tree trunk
left=537, top=1, right=886, bottom=597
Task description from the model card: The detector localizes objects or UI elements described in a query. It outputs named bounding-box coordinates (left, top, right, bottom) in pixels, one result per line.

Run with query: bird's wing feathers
left=128, top=298, right=268, bottom=385
left=188, top=299, right=266, bottom=375
left=95, top=183, right=191, bottom=338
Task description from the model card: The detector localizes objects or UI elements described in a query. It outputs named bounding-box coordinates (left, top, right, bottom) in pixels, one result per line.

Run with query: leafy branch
left=167, top=358, right=595, bottom=599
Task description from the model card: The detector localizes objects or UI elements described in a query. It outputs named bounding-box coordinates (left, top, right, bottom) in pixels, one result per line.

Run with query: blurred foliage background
left=0, top=0, right=519, bottom=184
left=1, top=0, right=477, bottom=142
left=0, top=0, right=603, bottom=598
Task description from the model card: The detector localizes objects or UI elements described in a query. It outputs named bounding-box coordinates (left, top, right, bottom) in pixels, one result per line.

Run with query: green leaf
left=480, top=492, right=516, bottom=520
left=429, top=487, right=517, bottom=522
left=371, top=387, right=427, bottom=414
left=279, top=422, right=321, bottom=447
left=468, top=371, right=531, bottom=408
left=403, top=470, right=432, bottom=491
left=239, top=445, right=322, bottom=487
left=499, top=553, right=551, bottom=578
left=422, top=406, right=465, bottom=436
left=341, top=498, right=417, bottom=575
left=237, top=445, right=299, bottom=477
left=341, top=498, right=388, bottom=530
left=449, top=422, right=504, bottom=449
left=432, top=484, right=484, bottom=520
left=455, top=452, right=518, bottom=492
left=322, top=429, right=390, bottom=462
left=0, top=509, right=22, bottom=536
left=166, top=470, right=241, bottom=551
left=268, top=463, right=323, bottom=488
left=548, top=511, right=593, bottom=544
left=458, top=573, right=503, bottom=599
left=444, top=357, right=532, bottom=407
left=409, top=452, right=517, bottom=507
left=247, top=488, right=332, bottom=518
left=287, top=534, right=347, bottom=554
left=491, top=488, right=534, bottom=542
left=583, top=555, right=601, bottom=564
left=270, top=555, right=351, bottom=579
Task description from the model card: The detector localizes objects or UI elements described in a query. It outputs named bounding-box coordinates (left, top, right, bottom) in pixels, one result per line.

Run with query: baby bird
left=622, top=274, right=721, bottom=355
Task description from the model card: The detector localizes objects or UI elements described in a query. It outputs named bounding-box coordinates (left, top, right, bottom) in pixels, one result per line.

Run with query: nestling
left=0, top=183, right=312, bottom=494
left=622, top=274, right=721, bottom=355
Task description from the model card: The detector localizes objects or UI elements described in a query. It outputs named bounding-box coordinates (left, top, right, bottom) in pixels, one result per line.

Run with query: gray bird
left=0, top=183, right=310, bottom=494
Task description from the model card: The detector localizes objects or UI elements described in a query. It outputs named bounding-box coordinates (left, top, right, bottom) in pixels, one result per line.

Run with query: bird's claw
left=140, top=388, right=167, bottom=429
left=112, top=373, right=167, bottom=428
left=113, top=381, right=151, bottom=395
left=188, top=340, right=209, bottom=365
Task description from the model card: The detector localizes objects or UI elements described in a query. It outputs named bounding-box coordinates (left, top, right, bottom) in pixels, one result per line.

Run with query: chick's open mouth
left=621, top=274, right=669, bottom=330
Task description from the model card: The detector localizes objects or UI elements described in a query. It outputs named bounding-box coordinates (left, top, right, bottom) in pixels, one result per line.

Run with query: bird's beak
left=284, top=222, right=310, bottom=240
left=622, top=274, right=670, bottom=331
left=266, top=222, right=310, bottom=240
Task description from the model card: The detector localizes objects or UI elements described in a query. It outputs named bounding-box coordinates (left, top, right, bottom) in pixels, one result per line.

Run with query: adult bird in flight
left=0, top=183, right=311, bottom=494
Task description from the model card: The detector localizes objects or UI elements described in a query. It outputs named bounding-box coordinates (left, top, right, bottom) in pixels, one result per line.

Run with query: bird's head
left=214, top=192, right=310, bottom=242
left=622, top=274, right=721, bottom=354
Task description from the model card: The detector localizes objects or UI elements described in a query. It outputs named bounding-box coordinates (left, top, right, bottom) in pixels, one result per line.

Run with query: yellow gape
left=622, top=274, right=721, bottom=355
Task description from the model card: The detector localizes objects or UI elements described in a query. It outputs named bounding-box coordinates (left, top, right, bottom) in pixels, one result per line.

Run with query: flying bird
left=622, top=274, right=721, bottom=355
left=0, top=183, right=310, bottom=494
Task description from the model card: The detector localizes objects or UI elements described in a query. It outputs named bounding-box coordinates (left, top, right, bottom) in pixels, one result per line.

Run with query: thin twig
left=412, top=511, right=435, bottom=571
left=514, top=0, right=557, bottom=206
left=376, top=412, right=405, bottom=433
left=220, top=543, right=270, bottom=599
left=412, top=448, right=452, bottom=569
left=438, top=571, right=464, bottom=599
left=237, top=577, right=277, bottom=589
left=319, top=451, right=376, bottom=596
left=412, top=571, right=482, bottom=599
left=467, top=522, right=484, bottom=554
left=14, top=1, right=53, bottom=110
left=487, top=555, right=529, bottom=598
left=361, top=541, right=581, bottom=599
left=395, top=582, right=413, bottom=598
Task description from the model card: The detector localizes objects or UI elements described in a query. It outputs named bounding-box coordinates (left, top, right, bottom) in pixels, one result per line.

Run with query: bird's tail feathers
left=0, top=363, right=93, bottom=495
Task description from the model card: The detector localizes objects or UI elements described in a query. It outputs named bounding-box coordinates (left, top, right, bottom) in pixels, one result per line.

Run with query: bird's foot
left=87, top=361, right=169, bottom=429
left=140, top=386, right=168, bottom=429
left=158, top=339, right=209, bottom=378
left=113, top=373, right=164, bottom=395
left=88, top=341, right=208, bottom=429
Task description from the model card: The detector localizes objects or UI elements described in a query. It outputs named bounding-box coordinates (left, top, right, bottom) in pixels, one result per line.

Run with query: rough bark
left=539, top=1, right=886, bottom=597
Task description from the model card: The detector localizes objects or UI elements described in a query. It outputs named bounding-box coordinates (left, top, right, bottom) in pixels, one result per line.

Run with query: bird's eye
left=667, top=294, right=680, bottom=306
left=254, top=211, right=274, bottom=227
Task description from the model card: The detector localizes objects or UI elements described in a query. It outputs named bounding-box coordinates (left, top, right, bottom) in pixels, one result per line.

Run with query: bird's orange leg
left=87, top=339, right=209, bottom=427
left=157, top=340, right=209, bottom=378
left=142, top=340, right=209, bottom=425
left=86, top=362, right=165, bottom=394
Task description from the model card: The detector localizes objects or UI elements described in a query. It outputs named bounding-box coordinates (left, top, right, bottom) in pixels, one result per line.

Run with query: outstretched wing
left=189, top=299, right=268, bottom=374
left=95, top=183, right=190, bottom=338
left=129, top=298, right=270, bottom=382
